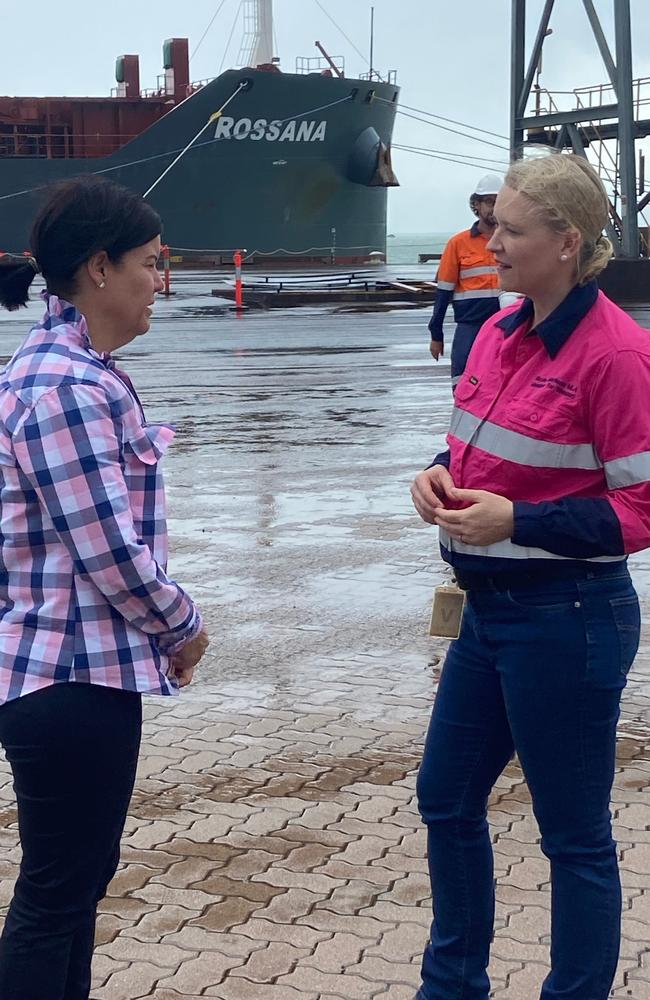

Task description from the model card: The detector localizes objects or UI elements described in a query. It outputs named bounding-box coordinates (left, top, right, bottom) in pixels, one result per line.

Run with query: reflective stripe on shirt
left=604, top=451, right=650, bottom=489
left=452, top=288, right=501, bottom=301
left=438, top=528, right=626, bottom=563
left=459, top=266, right=499, bottom=279
left=449, top=408, right=603, bottom=471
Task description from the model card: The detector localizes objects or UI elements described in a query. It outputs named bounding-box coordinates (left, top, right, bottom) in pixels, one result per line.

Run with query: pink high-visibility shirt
left=436, top=282, right=650, bottom=571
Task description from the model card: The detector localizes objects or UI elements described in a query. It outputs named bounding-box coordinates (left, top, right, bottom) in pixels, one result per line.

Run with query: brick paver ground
left=0, top=632, right=647, bottom=999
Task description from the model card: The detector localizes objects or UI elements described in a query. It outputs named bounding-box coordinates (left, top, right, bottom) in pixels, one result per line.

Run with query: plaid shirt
left=0, top=293, right=201, bottom=703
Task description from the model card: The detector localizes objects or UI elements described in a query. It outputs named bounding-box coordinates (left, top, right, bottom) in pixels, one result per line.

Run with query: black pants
left=0, top=683, right=142, bottom=1000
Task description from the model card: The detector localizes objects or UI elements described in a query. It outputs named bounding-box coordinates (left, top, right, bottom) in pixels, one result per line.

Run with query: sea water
left=386, top=232, right=453, bottom=266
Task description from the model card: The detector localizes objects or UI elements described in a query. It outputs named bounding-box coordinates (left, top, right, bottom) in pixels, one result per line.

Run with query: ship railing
left=0, top=129, right=141, bottom=159
left=186, top=78, right=217, bottom=96
left=359, top=69, right=398, bottom=85
left=140, top=75, right=175, bottom=99
left=109, top=84, right=161, bottom=98
left=295, top=55, right=345, bottom=76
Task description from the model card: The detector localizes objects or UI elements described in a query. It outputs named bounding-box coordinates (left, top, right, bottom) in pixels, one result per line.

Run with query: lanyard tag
left=429, top=584, right=466, bottom=639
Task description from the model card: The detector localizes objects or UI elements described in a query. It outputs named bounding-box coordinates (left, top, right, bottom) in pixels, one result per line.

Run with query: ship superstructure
left=0, top=0, right=399, bottom=263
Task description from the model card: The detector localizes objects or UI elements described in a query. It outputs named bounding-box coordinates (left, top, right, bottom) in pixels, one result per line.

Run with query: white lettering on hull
left=214, top=116, right=328, bottom=142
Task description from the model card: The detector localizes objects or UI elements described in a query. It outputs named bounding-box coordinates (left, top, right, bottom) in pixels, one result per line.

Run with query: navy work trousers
left=414, top=566, right=640, bottom=1000
left=0, top=682, right=142, bottom=1000
left=450, top=322, right=482, bottom=387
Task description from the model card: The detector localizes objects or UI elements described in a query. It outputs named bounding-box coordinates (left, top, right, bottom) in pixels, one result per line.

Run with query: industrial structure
left=509, top=0, right=650, bottom=287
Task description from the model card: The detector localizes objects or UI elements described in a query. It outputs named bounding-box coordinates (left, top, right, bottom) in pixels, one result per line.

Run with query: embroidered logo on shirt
left=531, top=375, right=577, bottom=398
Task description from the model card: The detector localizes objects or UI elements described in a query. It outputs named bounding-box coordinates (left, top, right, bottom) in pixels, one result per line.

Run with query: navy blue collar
left=495, top=280, right=599, bottom=358
left=470, top=221, right=482, bottom=238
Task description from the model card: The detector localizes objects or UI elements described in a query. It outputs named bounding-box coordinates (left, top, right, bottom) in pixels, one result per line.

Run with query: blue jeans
left=451, top=323, right=482, bottom=386
left=415, top=567, right=640, bottom=1000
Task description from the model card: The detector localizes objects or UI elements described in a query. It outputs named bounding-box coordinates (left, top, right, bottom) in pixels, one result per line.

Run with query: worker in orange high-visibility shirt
left=429, top=175, right=502, bottom=388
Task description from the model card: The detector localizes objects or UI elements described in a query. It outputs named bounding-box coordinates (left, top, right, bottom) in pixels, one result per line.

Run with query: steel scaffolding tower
left=510, top=0, right=650, bottom=258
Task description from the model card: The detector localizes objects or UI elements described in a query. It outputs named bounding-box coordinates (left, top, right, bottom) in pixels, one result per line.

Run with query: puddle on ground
left=0, top=807, right=17, bottom=829
left=129, top=748, right=421, bottom=821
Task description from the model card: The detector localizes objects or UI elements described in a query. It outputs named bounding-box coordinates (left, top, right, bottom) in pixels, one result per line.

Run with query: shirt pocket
left=460, top=244, right=494, bottom=270
left=453, top=376, right=481, bottom=405
left=609, top=595, right=641, bottom=677
left=507, top=395, right=575, bottom=439
left=459, top=248, right=496, bottom=285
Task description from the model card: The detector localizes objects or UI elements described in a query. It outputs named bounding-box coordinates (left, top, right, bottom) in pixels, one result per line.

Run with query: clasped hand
left=169, top=627, right=210, bottom=688
left=410, top=465, right=514, bottom=546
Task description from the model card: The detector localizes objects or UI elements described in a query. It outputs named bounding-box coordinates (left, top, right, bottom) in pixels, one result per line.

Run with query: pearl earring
left=98, top=280, right=106, bottom=288
left=560, top=254, right=568, bottom=261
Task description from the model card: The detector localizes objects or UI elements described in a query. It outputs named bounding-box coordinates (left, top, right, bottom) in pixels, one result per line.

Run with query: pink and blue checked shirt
left=0, top=293, right=201, bottom=704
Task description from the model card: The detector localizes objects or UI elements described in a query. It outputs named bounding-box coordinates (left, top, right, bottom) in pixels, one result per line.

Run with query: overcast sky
left=2, top=0, right=650, bottom=232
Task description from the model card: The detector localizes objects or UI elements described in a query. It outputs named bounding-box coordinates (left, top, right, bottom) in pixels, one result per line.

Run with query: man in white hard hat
left=428, top=174, right=502, bottom=388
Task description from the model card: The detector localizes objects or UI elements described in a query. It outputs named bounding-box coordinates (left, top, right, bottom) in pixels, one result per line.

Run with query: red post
left=162, top=244, right=171, bottom=297
left=234, top=250, right=243, bottom=309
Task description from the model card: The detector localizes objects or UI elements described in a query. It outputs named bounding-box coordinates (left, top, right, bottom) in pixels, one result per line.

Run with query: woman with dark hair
left=411, top=153, right=650, bottom=1000
left=0, top=175, right=208, bottom=1000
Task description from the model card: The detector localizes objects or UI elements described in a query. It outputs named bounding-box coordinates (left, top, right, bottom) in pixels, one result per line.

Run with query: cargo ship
left=0, top=0, right=399, bottom=264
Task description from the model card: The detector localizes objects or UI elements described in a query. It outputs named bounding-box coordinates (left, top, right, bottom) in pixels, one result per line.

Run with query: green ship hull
left=0, top=69, right=399, bottom=262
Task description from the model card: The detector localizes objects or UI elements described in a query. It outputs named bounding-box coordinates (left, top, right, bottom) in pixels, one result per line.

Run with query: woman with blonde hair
left=411, top=153, right=650, bottom=1000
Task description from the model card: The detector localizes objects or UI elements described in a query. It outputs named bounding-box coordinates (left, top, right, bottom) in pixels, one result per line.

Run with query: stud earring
left=560, top=254, right=568, bottom=261
left=98, top=280, right=106, bottom=288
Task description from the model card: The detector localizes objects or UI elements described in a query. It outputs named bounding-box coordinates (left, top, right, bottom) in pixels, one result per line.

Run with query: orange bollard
left=162, top=244, right=171, bottom=297
left=233, top=250, right=243, bottom=310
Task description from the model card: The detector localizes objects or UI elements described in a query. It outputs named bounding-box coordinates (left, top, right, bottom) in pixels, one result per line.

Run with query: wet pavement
left=0, top=273, right=648, bottom=999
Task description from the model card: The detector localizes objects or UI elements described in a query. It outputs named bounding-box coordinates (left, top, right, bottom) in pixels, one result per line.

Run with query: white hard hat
left=473, top=173, right=503, bottom=196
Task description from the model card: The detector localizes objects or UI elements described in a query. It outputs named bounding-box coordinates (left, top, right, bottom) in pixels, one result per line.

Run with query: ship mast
left=238, top=0, right=274, bottom=68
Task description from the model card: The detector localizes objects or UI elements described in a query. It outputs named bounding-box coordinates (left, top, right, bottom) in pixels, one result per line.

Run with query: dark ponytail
left=0, top=255, right=40, bottom=311
left=0, top=175, right=161, bottom=311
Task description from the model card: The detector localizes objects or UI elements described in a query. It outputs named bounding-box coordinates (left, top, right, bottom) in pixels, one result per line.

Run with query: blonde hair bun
left=504, top=153, right=613, bottom=284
